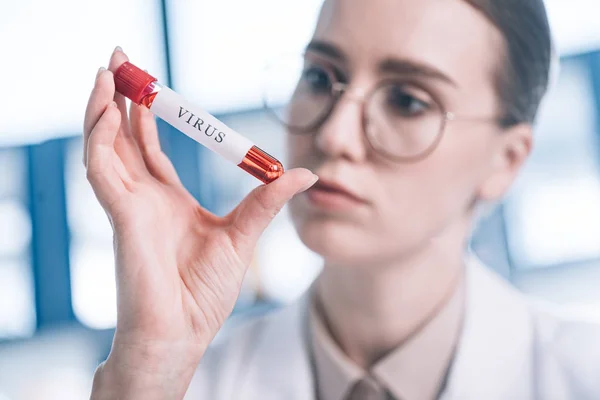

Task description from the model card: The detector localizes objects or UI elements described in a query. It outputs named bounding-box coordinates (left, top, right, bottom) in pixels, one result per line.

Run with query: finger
left=129, top=100, right=160, bottom=154
left=83, top=67, right=111, bottom=166
left=83, top=66, right=145, bottom=178
left=228, top=168, right=318, bottom=247
left=106, top=47, right=147, bottom=178
left=86, top=102, right=127, bottom=209
left=107, top=47, right=132, bottom=137
left=129, top=101, right=181, bottom=184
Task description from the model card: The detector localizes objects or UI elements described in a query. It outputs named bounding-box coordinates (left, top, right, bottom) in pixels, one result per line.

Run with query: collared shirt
left=308, top=278, right=465, bottom=400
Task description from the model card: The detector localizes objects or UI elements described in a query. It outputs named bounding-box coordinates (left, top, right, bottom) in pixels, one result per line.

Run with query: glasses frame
left=262, top=56, right=501, bottom=163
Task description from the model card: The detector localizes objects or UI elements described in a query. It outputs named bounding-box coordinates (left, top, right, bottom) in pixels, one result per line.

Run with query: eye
left=302, top=65, right=332, bottom=94
left=385, top=85, right=431, bottom=117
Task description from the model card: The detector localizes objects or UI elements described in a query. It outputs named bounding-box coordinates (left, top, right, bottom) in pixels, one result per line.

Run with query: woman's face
left=287, top=0, right=531, bottom=267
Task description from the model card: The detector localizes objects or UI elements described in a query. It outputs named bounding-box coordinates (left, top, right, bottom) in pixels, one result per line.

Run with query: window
left=0, top=0, right=167, bottom=147
left=505, top=57, right=600, bottom=269
left=546, top=0, right=600, bottom=55
left=0, top=149, right=36, bottom=338
left=504, top=54, right=600, bottom=315
left=166, top=0, right=324, bottom=112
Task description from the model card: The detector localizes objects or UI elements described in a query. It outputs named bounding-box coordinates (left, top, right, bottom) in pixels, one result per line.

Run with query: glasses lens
left=365, top=83, right=445, bottom=159
left=263, top=55, right=335, bottom=131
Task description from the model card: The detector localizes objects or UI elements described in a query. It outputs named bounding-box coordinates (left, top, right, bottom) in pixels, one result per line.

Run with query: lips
left=305, top=178, right=368, bottom=210
left=311, top=180, right=365, bottom=202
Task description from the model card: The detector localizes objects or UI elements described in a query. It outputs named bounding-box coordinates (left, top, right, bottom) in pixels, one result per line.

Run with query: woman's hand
left=87, top=47, right=317, bottom=400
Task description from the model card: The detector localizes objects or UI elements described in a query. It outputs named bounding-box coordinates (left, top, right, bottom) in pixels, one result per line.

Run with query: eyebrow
left=305, top=40, right=347, bottom=62
left=379, top=59, right=456, bottom=87
left=305, top=40, right=457, bottom=87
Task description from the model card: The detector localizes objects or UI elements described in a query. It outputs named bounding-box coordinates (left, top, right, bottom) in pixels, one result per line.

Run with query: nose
left=314, top=86, right=369, bottom=162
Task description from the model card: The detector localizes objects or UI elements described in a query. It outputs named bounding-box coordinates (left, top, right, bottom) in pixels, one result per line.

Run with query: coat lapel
left=441, top=255, right=536, bottom=400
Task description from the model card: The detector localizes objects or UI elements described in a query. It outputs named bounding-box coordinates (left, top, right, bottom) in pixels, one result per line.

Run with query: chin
left=298, top=223, right=361, bottom=265
left=288, top=196, right=428, bottom=267
left=291, top=208, right=383, bottom=267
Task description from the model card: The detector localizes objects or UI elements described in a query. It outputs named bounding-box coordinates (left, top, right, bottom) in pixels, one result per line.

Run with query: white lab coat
left=186, top=256, right=600, bottom=399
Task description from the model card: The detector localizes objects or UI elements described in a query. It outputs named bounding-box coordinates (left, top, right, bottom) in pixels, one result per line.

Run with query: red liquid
left=140, top=90, right=158, bottom=109
left=238, top=146, right=284, bottom=184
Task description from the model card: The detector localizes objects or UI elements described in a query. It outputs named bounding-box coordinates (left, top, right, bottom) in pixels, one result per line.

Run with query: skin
left=89, top=0, right=532, bottom=398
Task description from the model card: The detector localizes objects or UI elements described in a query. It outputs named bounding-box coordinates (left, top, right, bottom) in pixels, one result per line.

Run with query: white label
left=150, top=87, right=254, bottom=165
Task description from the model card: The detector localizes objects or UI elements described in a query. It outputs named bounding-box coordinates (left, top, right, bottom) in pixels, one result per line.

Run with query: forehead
left=313, top=0, right=503, bottom=87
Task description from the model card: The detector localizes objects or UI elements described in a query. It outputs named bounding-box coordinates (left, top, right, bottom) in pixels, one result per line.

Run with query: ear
left=477, top=124, right=533, bottom=202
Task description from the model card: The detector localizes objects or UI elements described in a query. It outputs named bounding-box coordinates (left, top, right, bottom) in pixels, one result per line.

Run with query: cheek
left=286, top=133, right=315, bottom=169
left=377, top=131, right=492, bottom=240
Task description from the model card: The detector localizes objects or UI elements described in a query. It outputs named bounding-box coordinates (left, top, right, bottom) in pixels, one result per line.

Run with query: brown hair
left=466, top=0, right=553, bottom=127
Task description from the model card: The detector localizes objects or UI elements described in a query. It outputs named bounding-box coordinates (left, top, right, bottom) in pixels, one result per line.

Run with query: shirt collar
left=308, top=276, right=465, bottom=400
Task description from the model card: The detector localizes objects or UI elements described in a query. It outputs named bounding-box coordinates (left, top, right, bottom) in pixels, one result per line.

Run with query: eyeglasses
left=262, top=54, right=501, bottom=162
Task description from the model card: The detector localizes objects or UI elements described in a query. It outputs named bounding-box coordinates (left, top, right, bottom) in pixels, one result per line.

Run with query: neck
left=316, top=221, right=468, bottom=369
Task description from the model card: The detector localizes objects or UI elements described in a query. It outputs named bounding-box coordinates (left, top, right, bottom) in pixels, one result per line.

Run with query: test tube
left=113, top=62, right=284, bottom=184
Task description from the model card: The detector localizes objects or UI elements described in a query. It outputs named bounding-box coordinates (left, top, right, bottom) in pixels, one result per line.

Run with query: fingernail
left=114, top=45, right=123, bottom=53
left=110, top=101, right=118, bottom=108
left=96, top=66, right=106, bottom=80
left=296, top=174, right=319, bottom=194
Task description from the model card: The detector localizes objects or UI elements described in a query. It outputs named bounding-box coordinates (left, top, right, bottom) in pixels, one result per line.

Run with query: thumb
left=228, top=168, right=318, bottom=248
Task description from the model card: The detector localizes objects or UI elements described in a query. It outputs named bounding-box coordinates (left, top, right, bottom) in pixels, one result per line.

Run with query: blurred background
left=1, top=0, right=600, bottom=398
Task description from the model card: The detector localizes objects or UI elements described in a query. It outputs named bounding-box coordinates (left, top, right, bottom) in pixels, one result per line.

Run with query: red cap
left=114, top=62, right=157, bottom=104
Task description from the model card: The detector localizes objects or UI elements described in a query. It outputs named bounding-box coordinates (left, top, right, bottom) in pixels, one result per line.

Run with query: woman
left=87, top=0, right=600, bottom=398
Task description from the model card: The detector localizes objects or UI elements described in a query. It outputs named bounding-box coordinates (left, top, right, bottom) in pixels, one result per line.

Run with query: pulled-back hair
left=466, top=0, right=553, bottom=126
